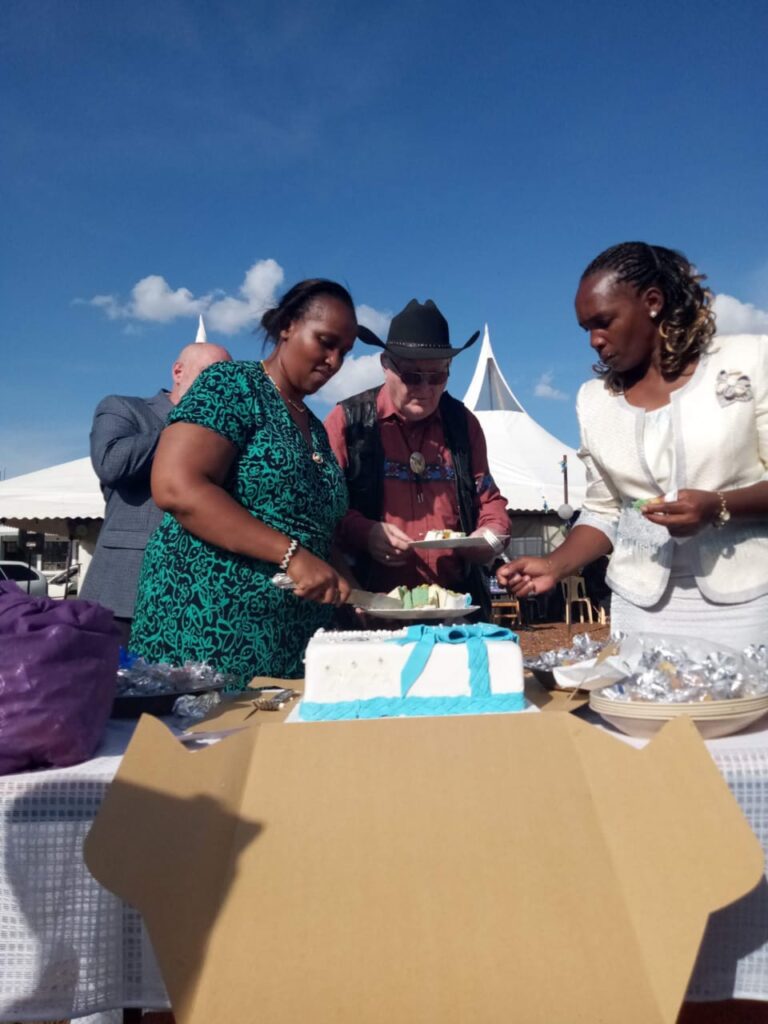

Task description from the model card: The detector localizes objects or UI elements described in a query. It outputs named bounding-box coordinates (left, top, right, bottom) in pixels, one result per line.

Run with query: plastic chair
left=560, top=576, right=593, bottom=626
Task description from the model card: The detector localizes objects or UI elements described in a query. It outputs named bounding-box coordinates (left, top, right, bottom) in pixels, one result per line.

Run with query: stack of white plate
left=589, top=691, right=768, bottom=740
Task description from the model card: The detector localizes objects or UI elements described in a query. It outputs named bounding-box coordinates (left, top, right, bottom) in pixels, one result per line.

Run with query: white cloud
left=714, top=294, right=768, bottom=336
left=83, top=259, right=284, bottom=334
left=131, top=275, right=210, bottom=322
left=356, top=303, right=391, bottom=340
left=207, top=259, right=285, bottom=334
left=315, top=353, right=384, bottom=405
left=87, top=294, right=125, bottom=319
left=83, top=265, right=392, bottom=346
left=534, top=371, right=567, bottom=401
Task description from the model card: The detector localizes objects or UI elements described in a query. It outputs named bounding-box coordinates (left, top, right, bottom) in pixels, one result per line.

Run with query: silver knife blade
left=273, top=574, right=401, bottom=611
left=348, top=588, right=402, bottom=611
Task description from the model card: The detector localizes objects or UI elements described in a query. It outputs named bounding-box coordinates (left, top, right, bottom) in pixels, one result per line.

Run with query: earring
left=650, top=311, right=658, bottom=319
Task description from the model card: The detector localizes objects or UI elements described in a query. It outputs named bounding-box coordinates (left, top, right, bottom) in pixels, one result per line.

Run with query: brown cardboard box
left=523, top=672, right=590, bottom=712
left=85, top=712, right=762, bottom=1024
left=183, top=672, right=587, bottom=736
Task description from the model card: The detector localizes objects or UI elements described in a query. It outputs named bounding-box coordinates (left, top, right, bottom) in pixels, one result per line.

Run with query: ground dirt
left=515, top=620, right=611, bottom=660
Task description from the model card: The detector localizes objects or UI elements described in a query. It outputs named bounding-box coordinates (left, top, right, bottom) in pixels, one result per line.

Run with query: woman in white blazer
left=499, top=242, right=768, bottom=647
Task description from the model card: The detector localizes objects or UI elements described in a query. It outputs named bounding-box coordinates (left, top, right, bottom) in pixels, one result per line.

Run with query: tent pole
left=64, top=524, right=74, bottom=600
left=562, top=454, right=569, bottom=505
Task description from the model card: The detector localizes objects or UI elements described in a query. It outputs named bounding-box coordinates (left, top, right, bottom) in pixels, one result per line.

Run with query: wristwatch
left=712, top=491, right=731, bottom=529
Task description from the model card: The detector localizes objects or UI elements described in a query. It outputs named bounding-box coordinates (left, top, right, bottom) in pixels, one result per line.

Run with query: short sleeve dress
left=129, top=361, right=348, bottom=684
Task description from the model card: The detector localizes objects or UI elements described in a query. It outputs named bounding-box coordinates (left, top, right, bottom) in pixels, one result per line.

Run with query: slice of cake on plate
left=387, top=584, right=470, bottom=610
left=300, top=623, right=524, bottom=721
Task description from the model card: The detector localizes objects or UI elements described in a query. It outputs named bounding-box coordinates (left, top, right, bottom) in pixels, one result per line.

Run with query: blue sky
left=2, top=0, right=767, bottom=479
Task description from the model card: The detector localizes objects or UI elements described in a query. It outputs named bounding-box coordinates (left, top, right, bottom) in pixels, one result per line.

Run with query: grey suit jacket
left=79, top=391, right=173, bottom=618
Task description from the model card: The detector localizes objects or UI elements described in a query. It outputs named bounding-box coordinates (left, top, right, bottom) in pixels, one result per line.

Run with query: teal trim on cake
left=299, top=693, right=526, bottom=721
left=390, top=623, right=518, bottom=697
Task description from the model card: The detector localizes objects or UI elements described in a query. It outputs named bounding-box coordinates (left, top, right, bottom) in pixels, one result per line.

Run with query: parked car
left=46, top=563, right=81, bottom=599
left=0, top=561, right=49, bottom=597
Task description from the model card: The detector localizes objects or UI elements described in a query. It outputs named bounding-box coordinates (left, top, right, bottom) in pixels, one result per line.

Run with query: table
left=588, top=710, right=768, bottom=1003
left=0, top=722, right=168, bottom=1023
left=3, top=709, right=768, bottom=1020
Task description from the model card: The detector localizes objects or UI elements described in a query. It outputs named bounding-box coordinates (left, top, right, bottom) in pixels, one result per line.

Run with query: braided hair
left=581, top=242, right=716, bottom=392
left=261, top=279, right=355, bottom=348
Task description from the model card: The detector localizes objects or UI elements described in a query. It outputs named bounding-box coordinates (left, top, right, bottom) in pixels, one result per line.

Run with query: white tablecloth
left=0, top=722, right=168, bottom=1022
left=3, top=713, right=768, bottom=1020
left=588, top=712, right=768, bottom=1002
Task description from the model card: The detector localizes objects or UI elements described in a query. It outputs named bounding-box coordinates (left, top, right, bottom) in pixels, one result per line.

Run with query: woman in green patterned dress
left=129, top=279, right=358, bottom=685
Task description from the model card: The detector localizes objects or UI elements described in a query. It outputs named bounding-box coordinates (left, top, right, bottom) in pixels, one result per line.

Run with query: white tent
left=463, top=326, right=586, bottom=513
left=0, top=330, right=586, bottom=525
left=0, top=457, right=104, bottom=535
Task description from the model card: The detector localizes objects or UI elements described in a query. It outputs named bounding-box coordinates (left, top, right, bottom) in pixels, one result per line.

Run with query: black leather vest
left=339, top=387, right=491, bottom=618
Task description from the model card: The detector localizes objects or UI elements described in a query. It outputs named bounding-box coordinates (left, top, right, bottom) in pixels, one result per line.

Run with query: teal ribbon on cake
left=299, top=623, right=522, bottom=721
left=391, top=623, right=515, bottom=697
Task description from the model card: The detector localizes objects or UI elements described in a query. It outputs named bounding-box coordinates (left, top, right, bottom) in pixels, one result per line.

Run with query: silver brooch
left=716, top=370, right=752, bottom=405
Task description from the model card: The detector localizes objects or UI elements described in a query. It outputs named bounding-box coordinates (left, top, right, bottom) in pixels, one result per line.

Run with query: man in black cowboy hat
left=324, top=299, right=509, bottom=617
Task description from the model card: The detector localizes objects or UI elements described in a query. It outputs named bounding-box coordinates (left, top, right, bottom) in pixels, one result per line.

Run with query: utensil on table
left=249, top=688, right=301, bottom=712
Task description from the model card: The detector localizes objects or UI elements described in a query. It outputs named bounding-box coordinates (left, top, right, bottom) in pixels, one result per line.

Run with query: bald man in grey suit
left=80, top=342, right=231, bottom=641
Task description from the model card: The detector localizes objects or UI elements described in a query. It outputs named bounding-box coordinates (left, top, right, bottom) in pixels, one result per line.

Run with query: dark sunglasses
left=386, top=357, right=449, bottom=387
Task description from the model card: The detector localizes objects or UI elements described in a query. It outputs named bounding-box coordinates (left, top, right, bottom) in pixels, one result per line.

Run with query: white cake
left=300, top=624, right=525, bottom=721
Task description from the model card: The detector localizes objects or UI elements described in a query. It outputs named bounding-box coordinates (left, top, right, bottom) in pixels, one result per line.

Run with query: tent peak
left=195, top=315, right=208, bottom=344
left=463, top=325, right=525, bottom=414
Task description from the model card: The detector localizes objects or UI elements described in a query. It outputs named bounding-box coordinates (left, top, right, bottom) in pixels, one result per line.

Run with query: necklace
left=261, top=362, right=308, bottom=414
left=282, top=392, right=308, bottom=415
left=394, top=417, right=430, bottom=503
left=262, top=362, right=324, bottom=465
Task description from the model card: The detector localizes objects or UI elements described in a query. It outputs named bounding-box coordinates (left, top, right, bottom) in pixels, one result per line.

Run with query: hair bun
left=260, top=307, right=280, bottom=340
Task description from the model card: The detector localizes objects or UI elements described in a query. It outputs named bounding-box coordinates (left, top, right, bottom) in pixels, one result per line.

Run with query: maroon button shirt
left=324, top=387, right=509, bottom=592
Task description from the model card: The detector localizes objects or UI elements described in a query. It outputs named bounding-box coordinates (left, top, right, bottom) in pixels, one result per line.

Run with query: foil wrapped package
left=173, top=691, right=223, bottom=722
left=524, top=632, right=608, bottom=671
left=117, top=649, right=237, bottom=698
left=596, top=635, right=768, bottom=704
left=744, top=645, right=768, bottom=674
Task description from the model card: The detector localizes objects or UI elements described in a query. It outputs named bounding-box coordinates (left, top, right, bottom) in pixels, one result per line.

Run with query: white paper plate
left=369, top=605, right=480, bottom=621
left=410, top=536, right=507, bottom=551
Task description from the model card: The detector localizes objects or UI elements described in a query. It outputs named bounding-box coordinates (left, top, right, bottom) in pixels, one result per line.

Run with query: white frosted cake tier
left=300, top=624, right=525, bottom=721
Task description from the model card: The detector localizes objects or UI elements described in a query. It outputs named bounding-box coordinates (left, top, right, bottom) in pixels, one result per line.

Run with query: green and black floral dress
left=129, top=361, right=348, bottom=685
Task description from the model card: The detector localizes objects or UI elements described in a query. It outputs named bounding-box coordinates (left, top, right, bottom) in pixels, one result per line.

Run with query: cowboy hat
left=357, top=299, right=480, bottom=360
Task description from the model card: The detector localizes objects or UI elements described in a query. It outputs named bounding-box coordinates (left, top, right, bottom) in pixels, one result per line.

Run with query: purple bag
left=0, top=581, right=121, bottom=775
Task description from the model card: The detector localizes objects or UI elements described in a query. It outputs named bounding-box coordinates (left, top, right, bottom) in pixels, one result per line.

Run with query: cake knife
left=271, top=573, right=401, bottom=611
left=347, top=588, right=402, bottom=611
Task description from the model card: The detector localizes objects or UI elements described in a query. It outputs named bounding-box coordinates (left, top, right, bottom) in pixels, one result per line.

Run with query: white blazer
left=576, top=334, right=768, bottom=607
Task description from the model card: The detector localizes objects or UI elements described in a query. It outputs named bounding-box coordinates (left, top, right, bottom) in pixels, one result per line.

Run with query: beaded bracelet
left=279, top=538, right=299, bottom=571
